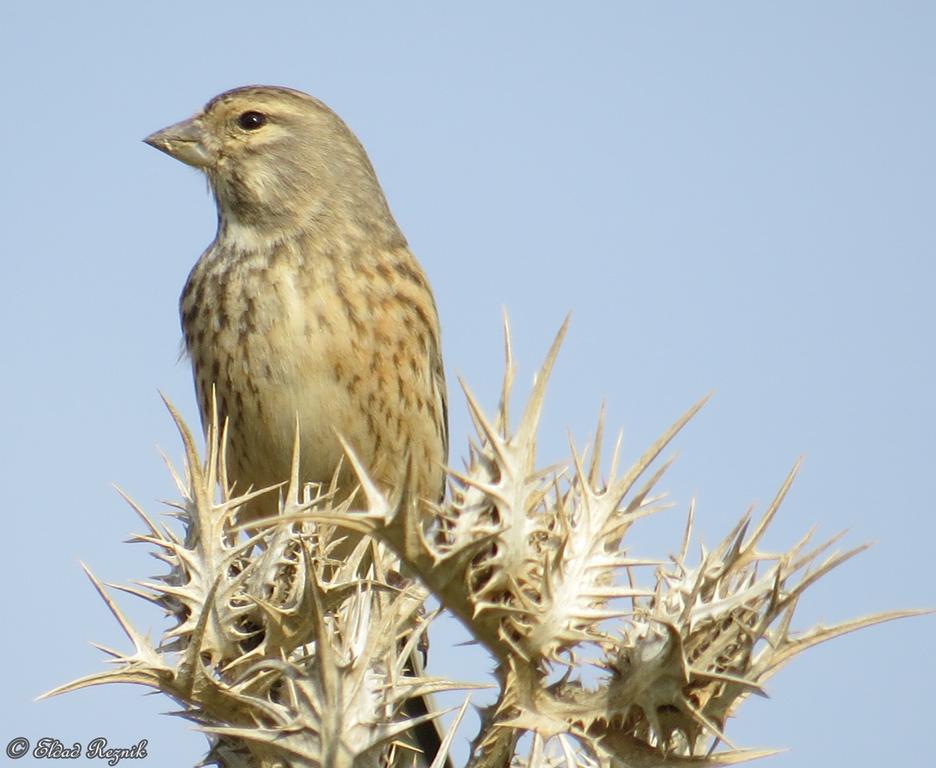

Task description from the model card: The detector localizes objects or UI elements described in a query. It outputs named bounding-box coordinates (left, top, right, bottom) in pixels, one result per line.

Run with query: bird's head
left=144, top=85, right=398, bottom=243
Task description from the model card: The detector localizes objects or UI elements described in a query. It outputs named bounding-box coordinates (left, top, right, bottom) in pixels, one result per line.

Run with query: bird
left=144, top=85, right=449, bottom=764
left=143, top=85, right=447, bottom=520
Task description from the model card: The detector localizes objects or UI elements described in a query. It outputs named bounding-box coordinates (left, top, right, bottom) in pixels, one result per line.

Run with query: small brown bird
left=144, top=85, right=447, bottom=520
left=144, top=85, right=448, bottom=762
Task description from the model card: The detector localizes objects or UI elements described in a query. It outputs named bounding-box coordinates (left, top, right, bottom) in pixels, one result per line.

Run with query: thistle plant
left=44, top=320, right=925, bottom=768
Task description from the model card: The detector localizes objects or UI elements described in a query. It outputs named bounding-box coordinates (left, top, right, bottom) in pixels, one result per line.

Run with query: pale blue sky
left=2, top=2, right=933, bottom=766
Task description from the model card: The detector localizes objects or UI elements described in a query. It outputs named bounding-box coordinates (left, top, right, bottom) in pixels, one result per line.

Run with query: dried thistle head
left=322, top=318, right=927, bottom=767
left=43, top=399, right=465, bottom=768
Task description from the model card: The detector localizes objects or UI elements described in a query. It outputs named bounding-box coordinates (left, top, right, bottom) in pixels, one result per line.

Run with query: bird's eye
left=238, top=111, right=267, bottom=131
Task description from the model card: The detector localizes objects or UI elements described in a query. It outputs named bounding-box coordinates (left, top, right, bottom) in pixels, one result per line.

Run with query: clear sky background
left=2, top=2, right=933, bottom=766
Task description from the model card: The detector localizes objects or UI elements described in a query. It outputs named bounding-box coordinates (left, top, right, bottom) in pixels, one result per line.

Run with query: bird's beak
left=143, top=117, right=213, bottom=168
